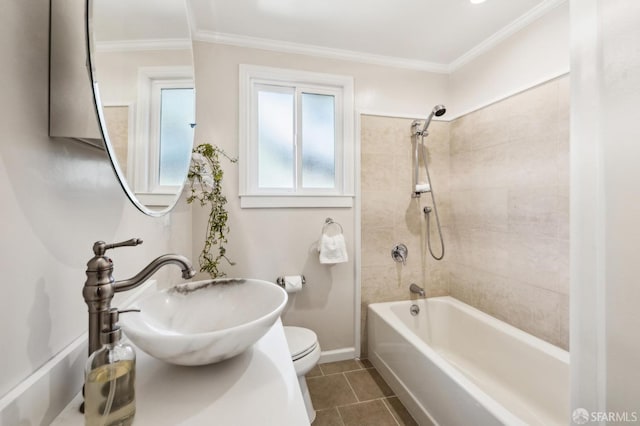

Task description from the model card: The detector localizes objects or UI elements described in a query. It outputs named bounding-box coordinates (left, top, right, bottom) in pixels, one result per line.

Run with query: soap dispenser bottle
left=84, top=308, right=136, bottom=426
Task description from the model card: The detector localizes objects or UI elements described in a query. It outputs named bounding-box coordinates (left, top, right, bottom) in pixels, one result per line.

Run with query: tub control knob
left=391, top=244, right=408, bottom=265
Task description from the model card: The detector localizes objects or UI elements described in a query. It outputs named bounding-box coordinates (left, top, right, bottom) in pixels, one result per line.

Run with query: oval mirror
left=88, top=0, right=195, bottom=216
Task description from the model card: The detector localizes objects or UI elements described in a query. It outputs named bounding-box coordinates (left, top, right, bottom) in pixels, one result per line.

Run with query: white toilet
left=284, top=326, right=321, bottom=423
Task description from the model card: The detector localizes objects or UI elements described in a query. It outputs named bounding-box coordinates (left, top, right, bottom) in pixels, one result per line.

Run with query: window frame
left=133, top=66, right=194, bottom=207
left=239, top=65, right=354, bottom=208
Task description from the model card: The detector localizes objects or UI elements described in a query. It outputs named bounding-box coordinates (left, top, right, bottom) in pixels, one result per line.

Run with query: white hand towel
left=319, top=233, right=348, bottom=264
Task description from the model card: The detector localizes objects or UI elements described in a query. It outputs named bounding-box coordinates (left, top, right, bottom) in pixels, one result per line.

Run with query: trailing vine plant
left=186, top=143, right=237, bottom=278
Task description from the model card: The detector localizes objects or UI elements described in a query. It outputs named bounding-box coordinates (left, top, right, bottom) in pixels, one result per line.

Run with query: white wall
left=449, top=1, right=569, bottom=119
left=96, top=49, right=193, bottom=104
left=191, top=42, right=448, bottom=355
left=571, top=0, right=640, bottom=417
left=0, top=1, right=192, bottom=424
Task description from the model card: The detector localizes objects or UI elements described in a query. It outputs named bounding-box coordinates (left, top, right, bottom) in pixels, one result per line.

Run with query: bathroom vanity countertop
left=51, top=319, right=309, bottom=426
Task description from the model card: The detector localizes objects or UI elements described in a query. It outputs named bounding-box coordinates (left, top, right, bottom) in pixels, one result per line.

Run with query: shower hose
left=418, top=133, right=445, bottom=261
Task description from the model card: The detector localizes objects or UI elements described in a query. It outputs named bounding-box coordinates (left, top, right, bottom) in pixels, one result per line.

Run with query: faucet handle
left=93, top=238, right=143, bottom=256
left=391, top=243, right=408, bottom=265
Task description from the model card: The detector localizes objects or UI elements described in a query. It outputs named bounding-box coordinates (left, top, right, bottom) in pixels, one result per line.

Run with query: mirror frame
left=48, top=0, right=195, bottom=217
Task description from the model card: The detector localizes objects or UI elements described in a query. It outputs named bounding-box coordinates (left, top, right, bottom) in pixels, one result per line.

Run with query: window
left=150, top=84, right=195, bottom=188
left=133, top=67, right=194, bottom=207
left=239, top=65, right=354, bottom=208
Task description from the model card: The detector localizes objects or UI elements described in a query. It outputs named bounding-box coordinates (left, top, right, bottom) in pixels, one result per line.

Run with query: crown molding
left=95, top=38, right=192, bottom=52
left=189, top=0, right=566, bottom=75
left=447, top=0, right=567, bottom=72
left=193, top=31, right=450, bottom=74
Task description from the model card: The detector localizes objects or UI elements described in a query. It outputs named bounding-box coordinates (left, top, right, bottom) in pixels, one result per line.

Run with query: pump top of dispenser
left=100, top=308, right=139, bottom=345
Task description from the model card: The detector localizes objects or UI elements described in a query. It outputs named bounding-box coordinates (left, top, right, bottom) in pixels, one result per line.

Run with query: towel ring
left=322, top=217, right=343, bottom=234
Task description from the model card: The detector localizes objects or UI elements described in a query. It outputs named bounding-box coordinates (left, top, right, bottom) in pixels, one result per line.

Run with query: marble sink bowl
left=120, top=278, right=288, bottom=366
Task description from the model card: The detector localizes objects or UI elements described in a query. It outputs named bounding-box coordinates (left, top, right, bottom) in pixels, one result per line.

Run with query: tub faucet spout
left=410, top=283, right=425, bottom=297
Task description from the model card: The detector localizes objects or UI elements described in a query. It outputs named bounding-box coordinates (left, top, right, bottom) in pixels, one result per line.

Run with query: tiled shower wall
left=360, top=76, right=570, bottom=353
left=448, top=76, right=570, bottom=349
left=360, top=116, right=451, bottom=355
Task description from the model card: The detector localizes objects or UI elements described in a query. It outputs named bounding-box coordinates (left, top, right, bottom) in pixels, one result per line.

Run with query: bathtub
left=368, top=296, right=569, bottom=426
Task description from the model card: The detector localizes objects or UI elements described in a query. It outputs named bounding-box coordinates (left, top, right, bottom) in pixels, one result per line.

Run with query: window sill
left=135, top=192, right=177, bottom=208
left=240, top=195, right=354, bottom=209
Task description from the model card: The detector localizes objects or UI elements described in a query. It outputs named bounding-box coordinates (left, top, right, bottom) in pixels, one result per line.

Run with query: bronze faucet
left=83, top=238, right=196, bottom=356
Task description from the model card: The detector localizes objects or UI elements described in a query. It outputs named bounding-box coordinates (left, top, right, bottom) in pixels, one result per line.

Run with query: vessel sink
left=120, top=278, right=288, bottom=366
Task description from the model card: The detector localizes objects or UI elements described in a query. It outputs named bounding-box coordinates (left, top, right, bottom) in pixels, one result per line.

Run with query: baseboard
left=318, top=347, right=356, bottom=364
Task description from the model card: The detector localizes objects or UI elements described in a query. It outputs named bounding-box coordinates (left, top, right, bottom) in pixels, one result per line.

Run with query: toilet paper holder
left=276, top=275, right=306, bottom=287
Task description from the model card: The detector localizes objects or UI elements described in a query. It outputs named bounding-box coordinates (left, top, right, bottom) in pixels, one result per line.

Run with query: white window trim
left=239, top=64, right=355, bottom=208
left=134, top=66, right=194, bottom=205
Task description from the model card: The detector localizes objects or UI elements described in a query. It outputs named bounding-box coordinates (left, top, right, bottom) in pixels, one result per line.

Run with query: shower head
left=420, top=104, right=447, bottom=134
left=433, top=105, right=446, bottom=117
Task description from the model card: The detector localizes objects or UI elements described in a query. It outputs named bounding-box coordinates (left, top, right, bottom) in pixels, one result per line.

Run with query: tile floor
left=306, top=359, right=418, bottom=426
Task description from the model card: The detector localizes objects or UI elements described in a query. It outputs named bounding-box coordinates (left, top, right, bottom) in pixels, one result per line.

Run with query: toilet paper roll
left=284, top=275, right=303, bottom=293
left=415, top=183, right=431, bottom=193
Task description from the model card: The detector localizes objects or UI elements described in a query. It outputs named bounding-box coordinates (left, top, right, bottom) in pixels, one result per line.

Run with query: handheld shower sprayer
left=417, top=104, right=446, bottom=136
left=412, top=104, right=447, bottom=195
left=411, top=104, right=446, bottom=261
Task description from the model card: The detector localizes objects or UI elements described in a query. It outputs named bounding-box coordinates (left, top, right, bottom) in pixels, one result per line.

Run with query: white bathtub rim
left=369, top=296, right=569, bottom=363
left=367, top=296, right=568, bottom=425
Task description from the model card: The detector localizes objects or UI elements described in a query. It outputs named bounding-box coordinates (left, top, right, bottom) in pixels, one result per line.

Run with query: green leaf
left=186, top=143, right=237, bottom=278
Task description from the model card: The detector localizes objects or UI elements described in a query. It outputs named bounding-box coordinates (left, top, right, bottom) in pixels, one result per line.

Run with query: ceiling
left=95, top=0, right=566, bottom=73
left=94, top=0, right=191, bottom=42
left=188, top=0, right=565, bottom=71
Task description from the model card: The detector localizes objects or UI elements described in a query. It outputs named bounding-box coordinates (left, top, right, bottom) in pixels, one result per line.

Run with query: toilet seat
left=284, top=326, right=318, bottom=361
